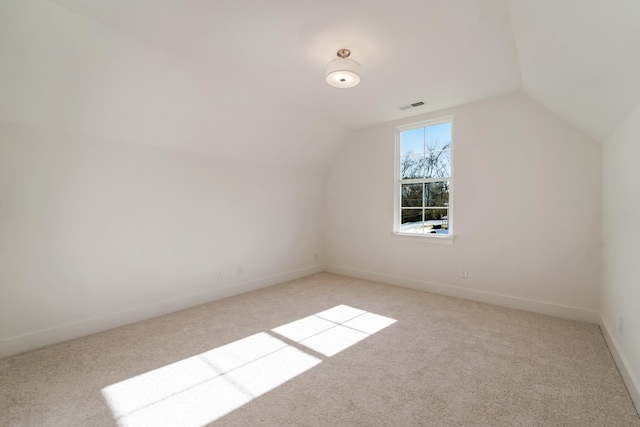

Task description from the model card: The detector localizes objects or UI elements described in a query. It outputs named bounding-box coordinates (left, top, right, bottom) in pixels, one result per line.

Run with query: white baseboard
left=326, top=264, right=600, bottom=324
left=0, top=265, right=324, bottom=359
left=600, top=315, right=640, bottom=414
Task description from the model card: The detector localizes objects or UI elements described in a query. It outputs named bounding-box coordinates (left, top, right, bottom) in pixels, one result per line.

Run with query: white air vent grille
left=398, top=100, right=426, bottom=111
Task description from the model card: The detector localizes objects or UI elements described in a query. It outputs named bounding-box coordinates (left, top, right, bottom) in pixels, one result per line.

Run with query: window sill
left=391, top=232, right=456, bottom=245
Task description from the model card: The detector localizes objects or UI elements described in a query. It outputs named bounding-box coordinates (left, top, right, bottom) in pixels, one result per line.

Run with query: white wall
left=325, top=92, right=601, bottom=321
left=601, top=100, right=640, bottom=408
left=0, top=121, right=324, bottom=358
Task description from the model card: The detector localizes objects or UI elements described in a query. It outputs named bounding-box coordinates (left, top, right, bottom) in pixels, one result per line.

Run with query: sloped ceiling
left=509, top=0, right=640, bottom=142
left=0, top=0, right=638, bottom=171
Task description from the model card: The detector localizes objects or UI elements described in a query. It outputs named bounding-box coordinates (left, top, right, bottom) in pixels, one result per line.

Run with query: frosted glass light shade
left=325, top=58, right=361, bottom=88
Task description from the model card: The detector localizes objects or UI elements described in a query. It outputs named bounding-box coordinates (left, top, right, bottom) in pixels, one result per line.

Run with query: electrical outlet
left=237, top=265, right=243, bottom=275
left=314, top=252, right=318, bottom=261
left=460, top=268, right=468, bottom=279
left=217, top=269, right=224, bottom=279
left=619, top=316, right=624, bottom=335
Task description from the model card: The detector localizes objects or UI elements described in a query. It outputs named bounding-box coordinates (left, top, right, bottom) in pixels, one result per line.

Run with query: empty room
left=1, top=0, right=639, bottom=425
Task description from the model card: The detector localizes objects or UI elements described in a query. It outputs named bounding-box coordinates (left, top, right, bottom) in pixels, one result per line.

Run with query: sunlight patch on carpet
left=102, top=333, right=320, bottom=427
left=101, top=305, right=396, bottom=427
left=272, top=305, right=397, bottom=356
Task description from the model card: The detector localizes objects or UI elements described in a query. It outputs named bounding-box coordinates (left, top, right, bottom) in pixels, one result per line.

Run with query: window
left=394, top=117, right=452, bottom=238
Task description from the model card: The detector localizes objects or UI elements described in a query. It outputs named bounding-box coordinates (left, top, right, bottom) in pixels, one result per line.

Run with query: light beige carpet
left=1, top=273, right=638, bottom=426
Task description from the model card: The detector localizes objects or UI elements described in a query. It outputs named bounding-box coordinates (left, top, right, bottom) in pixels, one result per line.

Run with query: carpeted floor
left=1, top=273, right=639, bottom=426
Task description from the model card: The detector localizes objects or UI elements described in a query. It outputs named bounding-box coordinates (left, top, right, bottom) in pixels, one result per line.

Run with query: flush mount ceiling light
left=326, top=49, right=361, bottom=88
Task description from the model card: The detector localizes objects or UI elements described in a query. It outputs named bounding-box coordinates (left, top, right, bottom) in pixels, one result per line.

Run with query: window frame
left=393, top=116, right=455, bottom=244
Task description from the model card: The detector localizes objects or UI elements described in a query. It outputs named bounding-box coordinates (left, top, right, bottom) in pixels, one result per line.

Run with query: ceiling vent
left=398, top=100, right=427, bottom=111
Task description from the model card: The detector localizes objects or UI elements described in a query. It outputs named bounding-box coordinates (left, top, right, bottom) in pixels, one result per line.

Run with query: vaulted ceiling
left=1, top=0, right=639, bottom=170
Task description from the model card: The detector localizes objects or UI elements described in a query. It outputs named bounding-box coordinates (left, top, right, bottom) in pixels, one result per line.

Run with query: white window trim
left=390, top=231, right=456, bottom=244
left=393, top=116, right=455, bottom=244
